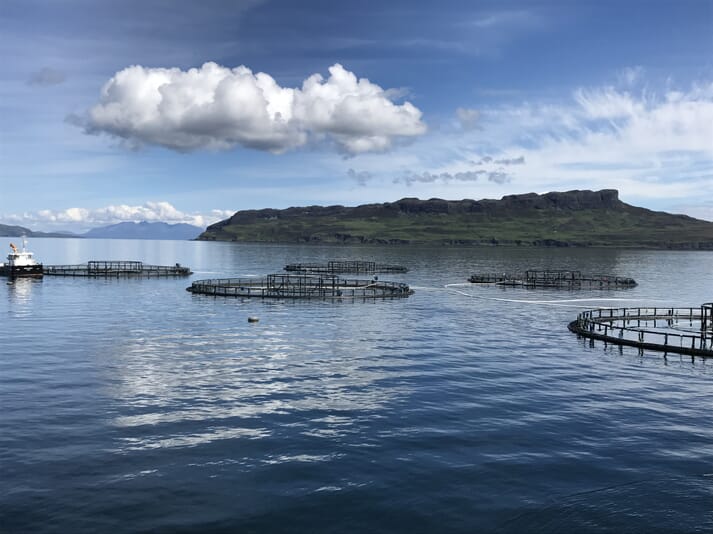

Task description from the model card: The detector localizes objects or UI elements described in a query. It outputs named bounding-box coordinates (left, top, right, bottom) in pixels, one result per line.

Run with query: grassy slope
left=200, top=205, right=713, bottom=248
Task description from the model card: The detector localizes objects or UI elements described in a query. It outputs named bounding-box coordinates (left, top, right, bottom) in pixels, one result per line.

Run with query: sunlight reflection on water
left=1, top=240, right=712, bottom=532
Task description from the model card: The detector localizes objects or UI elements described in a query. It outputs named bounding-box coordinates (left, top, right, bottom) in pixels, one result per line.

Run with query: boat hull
left=0, top=264, right=44, bottom=278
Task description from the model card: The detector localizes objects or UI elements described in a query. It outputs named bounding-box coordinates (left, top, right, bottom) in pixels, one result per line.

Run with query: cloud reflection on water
left=106, top=305, right=414, bottom=452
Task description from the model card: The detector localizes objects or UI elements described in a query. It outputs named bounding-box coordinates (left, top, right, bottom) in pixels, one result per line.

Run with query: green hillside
left=198, top=189, right=713, bottom=249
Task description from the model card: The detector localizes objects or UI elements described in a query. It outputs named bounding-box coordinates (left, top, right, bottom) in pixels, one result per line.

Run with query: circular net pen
left=469, top=270, right=636, bottom=289
left=187, top=273, right=414, bottom=299
left=568, top=303, right=713, bottom=357
left=284, top=260, right=408, bottom=274
left=44, top=260, right=192, bottom=277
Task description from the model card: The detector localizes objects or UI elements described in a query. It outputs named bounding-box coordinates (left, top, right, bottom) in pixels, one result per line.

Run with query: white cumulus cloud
left=84, top=62, right=426, bottom=154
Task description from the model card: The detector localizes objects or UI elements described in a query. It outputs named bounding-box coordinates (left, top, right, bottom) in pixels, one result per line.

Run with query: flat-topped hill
left=197, top=189, right=713, bottom=248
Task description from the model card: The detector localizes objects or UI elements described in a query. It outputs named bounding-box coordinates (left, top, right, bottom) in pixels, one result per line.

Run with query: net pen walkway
left=284, top=260, right=408, bottom=274
left=568, top=303, right=713, bottom=357
left=470, top=270, right=636, bottom=289
left=187, top=273, right=413, bottom=299
left=44, top=260, right=192, bottom=277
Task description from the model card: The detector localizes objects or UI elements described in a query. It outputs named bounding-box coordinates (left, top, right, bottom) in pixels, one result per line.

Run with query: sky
left=1, top=0, right=712, bottom=232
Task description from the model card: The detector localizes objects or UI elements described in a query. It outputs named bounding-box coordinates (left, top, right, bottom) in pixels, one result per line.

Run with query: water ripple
left=1, top=242, right=712, bottom=533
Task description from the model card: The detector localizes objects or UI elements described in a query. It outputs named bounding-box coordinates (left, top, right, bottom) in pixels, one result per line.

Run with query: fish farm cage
left=187, top=273, right=413, bottom=299
left=469, top=270, right=636, bottom=289
left=284, top=260, right=408, bottom=274
left=43, top=260, right=192, bottom=277
left=568, top=303, right=713, bottom=357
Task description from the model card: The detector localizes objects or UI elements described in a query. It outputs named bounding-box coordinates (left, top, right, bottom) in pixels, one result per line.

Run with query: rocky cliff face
left=200, top=189, right=713, bottom=248
left=391, top=189, right=622, bottom=214
left=210, top=189, right=622, bottom=230
left=495, top=189, right=621, bottom=211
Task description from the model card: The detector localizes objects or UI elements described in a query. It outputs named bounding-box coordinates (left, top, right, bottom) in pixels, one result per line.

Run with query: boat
left=0, top=237, right=43, bottom=277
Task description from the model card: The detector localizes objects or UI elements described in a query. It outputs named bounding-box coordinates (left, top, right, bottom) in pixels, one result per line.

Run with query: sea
left=1, top=238, right=712, bottom=533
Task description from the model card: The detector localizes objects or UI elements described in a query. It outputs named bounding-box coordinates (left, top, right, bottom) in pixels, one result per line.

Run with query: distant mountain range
left=199, top=189, right=713, bottom=249
left=0, top=224, right=73, bottom=238
left=0, top=221, right=203, bottom=240
left=83, top=222, right=203, bottom=240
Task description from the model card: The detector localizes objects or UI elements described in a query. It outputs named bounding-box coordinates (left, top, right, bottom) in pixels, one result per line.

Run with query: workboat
left=0, top=237, right=43, bottom=277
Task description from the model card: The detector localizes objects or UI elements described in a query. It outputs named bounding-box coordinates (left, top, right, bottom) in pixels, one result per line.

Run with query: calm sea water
left=1, top=238, right=712, bottom=533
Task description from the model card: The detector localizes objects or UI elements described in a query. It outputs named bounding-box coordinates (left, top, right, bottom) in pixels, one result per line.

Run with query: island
left=197, top=189, right=713, bottom=249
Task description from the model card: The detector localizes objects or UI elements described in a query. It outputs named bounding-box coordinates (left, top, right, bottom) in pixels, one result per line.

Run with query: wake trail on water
left=407, top=283, right=670, bottom=309
left=445, top=287, right=598, bottom=308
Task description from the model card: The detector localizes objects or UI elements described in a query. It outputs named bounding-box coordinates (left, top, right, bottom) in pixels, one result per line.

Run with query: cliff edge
left=198, top=189, right=713, bottom=248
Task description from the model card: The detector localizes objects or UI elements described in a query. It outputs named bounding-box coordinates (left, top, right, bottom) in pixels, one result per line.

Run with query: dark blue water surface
left=1, top=239, right=712, bottom=533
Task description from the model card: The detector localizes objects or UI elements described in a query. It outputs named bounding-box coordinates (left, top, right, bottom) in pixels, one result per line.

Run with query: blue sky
left=1, top=0, right=712, bottom=231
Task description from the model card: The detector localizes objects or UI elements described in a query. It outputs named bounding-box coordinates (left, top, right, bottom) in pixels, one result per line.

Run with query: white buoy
left=248, top=316, right=259, bottom=323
